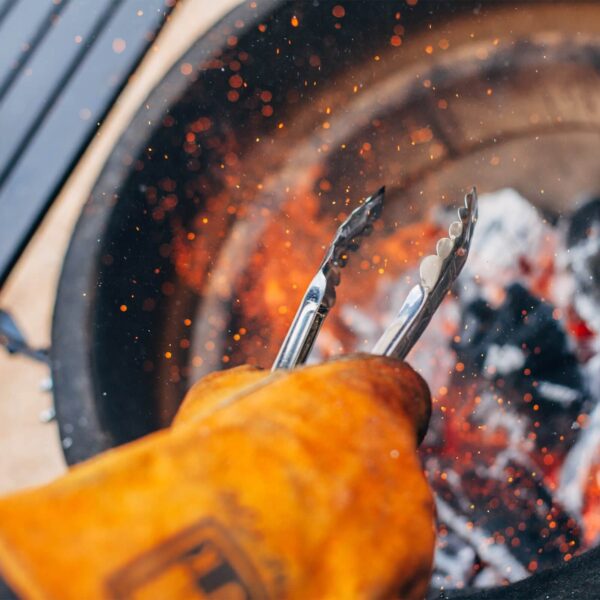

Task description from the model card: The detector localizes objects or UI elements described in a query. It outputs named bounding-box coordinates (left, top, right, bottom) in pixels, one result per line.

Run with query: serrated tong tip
left=372, top=187, right=478, bottom=359
left=272, top=187, right=385, bottom=370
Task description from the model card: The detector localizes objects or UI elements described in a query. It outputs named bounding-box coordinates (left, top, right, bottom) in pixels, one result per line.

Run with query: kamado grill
left=48, top=1, right=600, bottom=597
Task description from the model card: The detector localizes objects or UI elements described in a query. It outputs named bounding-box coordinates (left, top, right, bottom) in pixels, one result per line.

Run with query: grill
left=51, top=2, right=600, bottom=596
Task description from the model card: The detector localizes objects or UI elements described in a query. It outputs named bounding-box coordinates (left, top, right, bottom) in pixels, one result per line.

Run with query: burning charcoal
left=558, top=400, right=600, bottom=526
left=423, top=379, right=583, bottom=593
left=565, top=197, right=600, bottom=335
left=452, top=283, right=585, bottom=451
left=421, top=278, right=588, bottom=594
left=427, top=454, right=581, bottom=592
left=430, top=530, right=478, bottom=592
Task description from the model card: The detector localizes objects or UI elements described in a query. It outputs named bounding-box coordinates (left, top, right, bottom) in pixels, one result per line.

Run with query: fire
left=169, top=183, right=600, bottom=589
left=584, top=465, right=600, bottom=544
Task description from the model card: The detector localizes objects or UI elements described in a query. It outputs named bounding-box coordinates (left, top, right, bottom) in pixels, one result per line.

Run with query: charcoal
left=566, top=197, right=600, bottom=334
left=423, top=284, right=588, bottom=594
left=428, top=453, right=581, bottom=592
left=452, top=284, right=585, bottom=442
left=566, top=197, right=600, bottom=248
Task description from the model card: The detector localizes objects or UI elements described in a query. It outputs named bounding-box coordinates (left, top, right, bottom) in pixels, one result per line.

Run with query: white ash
left=431, top=538, right=477, bottom=591
left=472, top=567, right=507, bottom=588
left=479, top=394, right=537, bottom=481
left=536, top=381, right=581, bottom=406
left=435, top=498, right=529, bottom=584
left=483, top=344, right=526, bottom=377
left=339, top=303, right=383, bottom=347
left=458, top=188, right=555, bottom=304
left=551, top=251, right=576, bottom=311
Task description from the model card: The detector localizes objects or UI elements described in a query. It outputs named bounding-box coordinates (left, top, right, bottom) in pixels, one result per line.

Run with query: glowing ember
left=173, top=186, right=600, bottom=591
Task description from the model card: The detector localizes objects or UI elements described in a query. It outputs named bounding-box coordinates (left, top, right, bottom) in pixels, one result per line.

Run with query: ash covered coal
left=430, top=456, right=580, bottom=591
left=555, top=197, right=600, bottom=543
left=422, top=190, right=599, bottom=593
left=565, top=197, right=600, bottom=336
left=452, top=283, right=586, bottom=450
left=326, top=189, right=600, bottom=592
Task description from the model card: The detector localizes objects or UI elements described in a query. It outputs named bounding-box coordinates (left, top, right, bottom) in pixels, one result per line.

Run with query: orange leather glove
left=0, top=355, right=434, bottom=599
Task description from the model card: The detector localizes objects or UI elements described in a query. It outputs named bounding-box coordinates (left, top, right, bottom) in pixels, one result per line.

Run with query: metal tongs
left=272, top=187, right=478, bottom=370
left=272, top=187, right=384, bottom=370
left=373, top=188, right=478, bottom=359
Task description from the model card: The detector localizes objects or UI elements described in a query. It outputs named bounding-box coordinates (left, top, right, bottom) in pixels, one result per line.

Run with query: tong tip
left=366, top=186, right=385, bottom=217
left=373, top=186, right=479, bottom=359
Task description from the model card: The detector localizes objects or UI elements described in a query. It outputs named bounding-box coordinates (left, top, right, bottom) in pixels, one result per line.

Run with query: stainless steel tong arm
left=372, top=188, right=478, bottom=359
left=272, top=187, right=384, bottom=370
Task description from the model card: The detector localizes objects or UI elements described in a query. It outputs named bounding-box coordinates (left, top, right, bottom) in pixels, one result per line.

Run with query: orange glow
left=229, top=74, right=243, bottom=89
left=410, top=127, right=434, bottom=145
